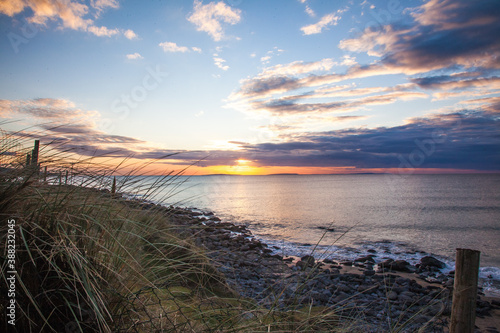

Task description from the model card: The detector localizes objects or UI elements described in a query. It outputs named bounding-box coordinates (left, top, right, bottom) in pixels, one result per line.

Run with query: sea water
left=131, top=174, right=500, bottom=296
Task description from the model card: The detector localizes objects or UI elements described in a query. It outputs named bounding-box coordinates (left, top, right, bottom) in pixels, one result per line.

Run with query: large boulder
left=378, top=259, right=413, bottom=272
left=296, top=255, right=316, bottom=269
left=418, top=256, right=446, bottom=270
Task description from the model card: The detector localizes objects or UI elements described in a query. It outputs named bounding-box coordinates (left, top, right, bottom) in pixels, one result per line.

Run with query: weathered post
left=31, top=140, right=39, bottom=166
left=111, top=176, right=116, bottom=194
left=43, top=166, right=47, bottom=182
left=449, top=248, right=480, bottom=333
left=26, top=153, right=31, bottom=166
left=65, top=170, right=68, bottom=184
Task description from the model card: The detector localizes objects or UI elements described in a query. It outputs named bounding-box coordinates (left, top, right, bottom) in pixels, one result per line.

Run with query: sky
left=0, top=0, right=499, bottom=175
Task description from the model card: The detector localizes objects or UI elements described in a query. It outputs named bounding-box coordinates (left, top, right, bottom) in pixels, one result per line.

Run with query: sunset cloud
left=187, top=0, right=241, bottom=41
left=3, top=97, right=499, bottom=173
left=0, top=98, right=99, bottom=125
left=1, top=1, right=498, bottom=175
left=340, top=0, right=500, bottom=73
left=0, top=0, right=136, bottom=39
left=188, top=111, right=499, bottom=171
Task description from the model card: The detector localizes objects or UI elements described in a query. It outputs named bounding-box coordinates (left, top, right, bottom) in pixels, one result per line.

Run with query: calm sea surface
left=134, top=174, right=500, bottom=294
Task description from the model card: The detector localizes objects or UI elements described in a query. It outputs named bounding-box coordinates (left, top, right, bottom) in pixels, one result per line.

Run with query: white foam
left=480, top=266, right=500, bottom=280
left=260, top=237, right=500, bottom=297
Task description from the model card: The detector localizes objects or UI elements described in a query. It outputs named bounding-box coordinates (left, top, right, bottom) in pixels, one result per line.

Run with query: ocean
left=129, top=174, right=500, bottom=296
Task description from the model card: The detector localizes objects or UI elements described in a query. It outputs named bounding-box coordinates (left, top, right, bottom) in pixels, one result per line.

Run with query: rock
left=378, top=259, right=412, bottom=272
left=296, top=260, right=312, bottom=270
left=354, top=255, right=376, bottom=263
left=337, top=283, right=351, bottom=293
left=398, top=294, right=413, bottom=304
left=300, top=255, right=315, bottom=266
left=419, top=256, right=446, bottom=269
left=364, top=270, right=376, bottom=276
left=391, top=260, right=413, bottom=272
left=387, top=291, right=398, bottom=301
left=378, top=258, right=394, bottom=269
left=395, top=277, right=410, bottom=285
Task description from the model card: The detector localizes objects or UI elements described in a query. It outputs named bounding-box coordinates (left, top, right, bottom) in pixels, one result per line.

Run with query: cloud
left=187, top=0, right=241, bottom=41
left=412, top=75, right=500, bottom=91
left=228, top=1, right=499, bottom=124
left=225, top=111, right=499, bottom=171
left=250, top=91, right=427, bottom=116
left=301, top=12, right=341, bottom=35
left=99, top=110, right=498, bottom=172
left=0, top=98, right=98, bottom=124
left=159, top=41, right=190, bottom=53
left=3, top=99, right=498, bottom=172
left=259, top=58, right=335, bottom=78
left=159, top=41, right=201, bottom=54
left=0, top=98, right=155, bottom=158
left=124, top=29, right=138, bottom=40
left=258, top=47, right=284, bottom=65
left=126, top=53, right=143, bottom=60
left=0, top=0, right=135, bottom=39
left=260, top=55, right=271, bottom=64
left=213, top=57, right=229, bottom=70
left=305, top=5, right=315, bottom=17
left=0, top=0, right=24, bottom=16
left=90, top=0, right=119, bottom=16
left=298, top=0, right=315, bottom=17
left=340, top=0, right=500, bottom=73
left=87, top=25, right=120, bottom=37
left=229, top=59, right=398, bottom=106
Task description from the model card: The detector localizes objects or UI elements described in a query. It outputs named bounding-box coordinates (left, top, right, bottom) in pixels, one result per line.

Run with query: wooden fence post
left=111, top=176, right=116, bottom=194
left=32, top=140, right=39, bottom=166
left=449, top=248, right=480, bottom=333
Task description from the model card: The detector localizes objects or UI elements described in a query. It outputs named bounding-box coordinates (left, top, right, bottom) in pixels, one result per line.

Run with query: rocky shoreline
left=127, top=199, right=500, bottom=332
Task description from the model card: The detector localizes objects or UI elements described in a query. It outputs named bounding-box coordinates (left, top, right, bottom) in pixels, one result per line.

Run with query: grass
left=0, top=133, right=449, bottom=332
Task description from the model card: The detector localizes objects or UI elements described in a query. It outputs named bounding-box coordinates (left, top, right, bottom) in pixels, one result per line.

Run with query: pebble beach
left=128, top=199, right=500, bottom=332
